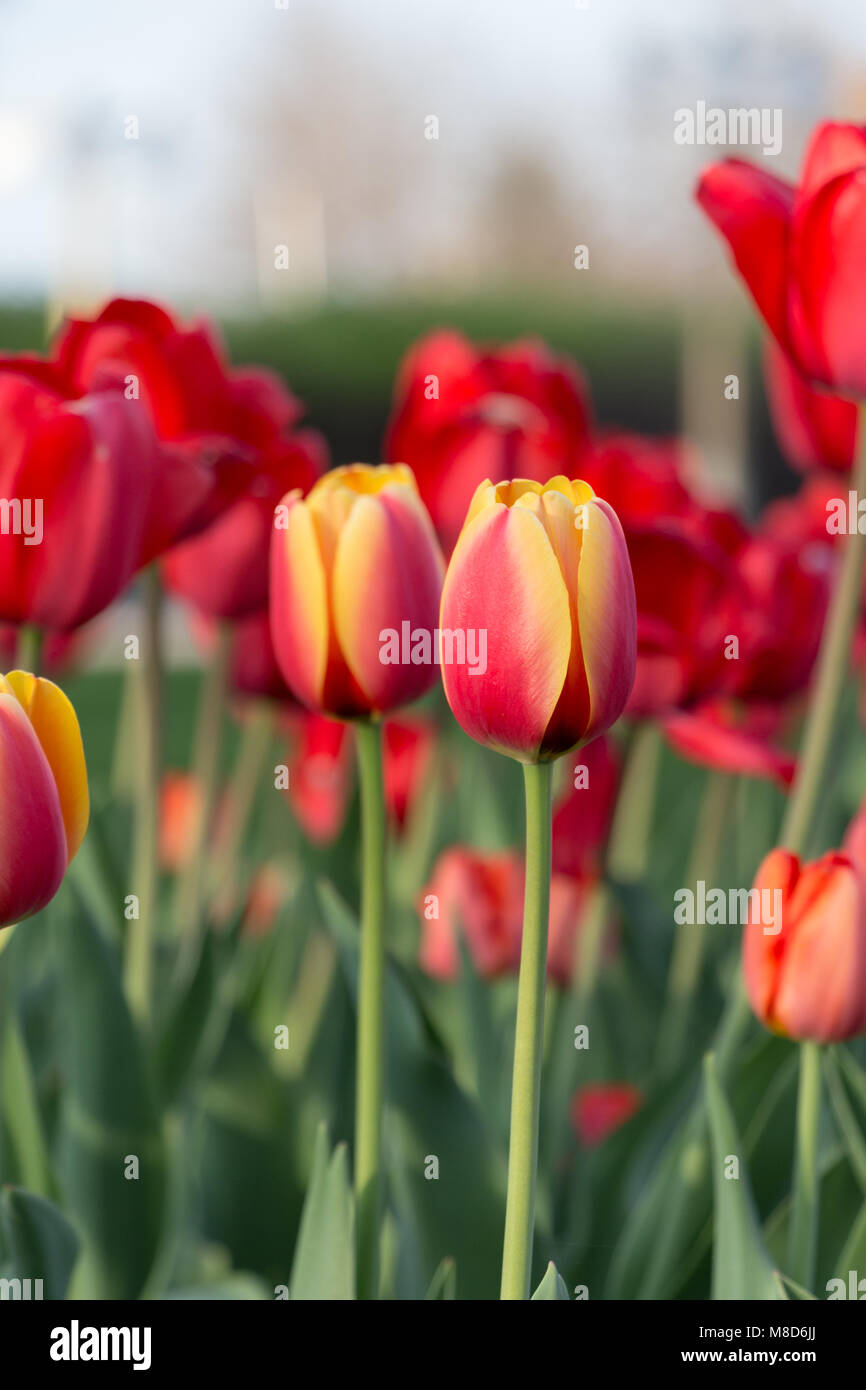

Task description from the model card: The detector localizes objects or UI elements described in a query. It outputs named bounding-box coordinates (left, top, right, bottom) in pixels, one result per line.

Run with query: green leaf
left=54, top=911, right=166, bottom=1299
left=289, top=1122, right=356, bottom=1300
left=531, top=1260, right=570, bottom=1300
left=2, top=1010, right=52, bottom=1196
left=1, top=1186, right=79, bottom=1299
left=165, top=1275, right=271, bottom=1300
left=425, top=1256, right=457, bottom=1300
left=704, top=1053, right=785, bottom=1300
left=317, top=879, right=504, bottom=1298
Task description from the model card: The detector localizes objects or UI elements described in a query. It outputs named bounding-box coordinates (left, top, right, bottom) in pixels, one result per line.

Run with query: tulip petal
left=269, top=495, right=330, bottom=710
left=575, top=500, right=636, bottom=743
left=742, top=848, right=800, bottom=1028
left=695, top=160, right=795, bottom=355
left=3, top=671, right=89, bottom=861
left=775, top=856, right=866, bottom=1041
left=332, top=484, right=445, bottom=710
left=440, top=501, right=571, bottom=760
left=791, top=167, right=866, bottom=397
left=0, top=691, right=68, bottom=925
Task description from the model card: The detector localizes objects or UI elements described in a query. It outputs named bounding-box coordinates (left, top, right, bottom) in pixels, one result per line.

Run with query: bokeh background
left=2, top=0, right=865, bottom=516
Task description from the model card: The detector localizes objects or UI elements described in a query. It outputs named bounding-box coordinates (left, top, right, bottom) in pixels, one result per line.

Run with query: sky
left=0, top=0, right=864, bottom=309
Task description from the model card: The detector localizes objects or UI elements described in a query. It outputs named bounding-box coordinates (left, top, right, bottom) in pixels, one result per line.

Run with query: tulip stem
left=606, top=722, right=662, bottom=884
left=124, top=567, right=164, bottom=1024
left=781, top=414, right=866, bottom=857
left=354, top=716, right=387, bottom=1301
left=656, top=771, right=732, bottom=1077
left=788, top=1040, right=822, bottom=1290
left=173, top=623, right=230, bottom=978
left=501, top=759, right=553, bottom=1300
left=16, top=624, right=43, bottom=673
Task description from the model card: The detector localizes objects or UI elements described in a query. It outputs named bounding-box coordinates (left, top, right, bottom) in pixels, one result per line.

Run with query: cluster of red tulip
left=2, top=118, right=866, bottom=1301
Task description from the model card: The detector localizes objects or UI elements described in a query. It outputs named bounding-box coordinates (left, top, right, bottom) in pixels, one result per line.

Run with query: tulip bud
left=743, top=848, right=866, bottom=1042
left=269, top=464, right=445, bottom=718
left=439, top=476, right=636, bottom=762
left=0, top=670, right=88, bottom=928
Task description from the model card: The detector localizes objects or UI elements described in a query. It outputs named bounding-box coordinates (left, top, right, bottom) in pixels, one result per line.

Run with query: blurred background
left=1, top=0, right=865, bottom=519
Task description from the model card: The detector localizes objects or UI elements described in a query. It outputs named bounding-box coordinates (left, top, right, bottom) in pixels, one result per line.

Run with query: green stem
left=500, top=760, right=553, bottom=1300
left=16, top=624, right=43, bottom=673
left=788, top=1040, right=821, bottom=1289
left=209, top=702, right=274, bottom=918
left=173, top=623, right=231, bottom=977
left=656, top=772, right=732, bottom=1076
left=354, top=717, right=387, bottom=1301
left=124, top=567, right=163, bottom=1024
left=606, top=722, right=662, bottom=884
left=781, top=416, right=866, bottom=856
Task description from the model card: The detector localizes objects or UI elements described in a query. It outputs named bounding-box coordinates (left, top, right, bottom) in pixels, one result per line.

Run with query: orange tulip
left=440, top=476, right=636, bottom=761
left=0, top=671, right=88, bottom=927
left=269, top=464, right=445, bottom=718
left=742, top=848, right=866, bottom=1042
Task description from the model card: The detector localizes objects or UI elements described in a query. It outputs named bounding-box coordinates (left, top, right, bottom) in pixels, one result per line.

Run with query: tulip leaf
left=425, top=1256, right=457, bottom=1300
left=317, top=878, right=505, bottom=1298
left=165, top=1274, right=271, bottom=1300
left=531, top=1261, right=571, bottom=1300
left=289, top=1122, right=356, bottom=1300
left=54, top=910, right=166, bottom=1299
left=704, top=1053, right=785, bottom=1300
left=2, top=1010, right=53, bottom=1196
left=0, top=1186, right=79, bottom=1300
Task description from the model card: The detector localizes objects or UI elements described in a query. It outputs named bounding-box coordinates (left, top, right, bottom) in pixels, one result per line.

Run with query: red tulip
left=383, top=717, right=436, bottom=831
left=54, top=297, right=328, bottom=580
left=418, top=846, right=590, bottom=985
left=743, top=848, right=866, bottom=1042
left=284, top=713, right=354, bottom=845
left=0, top=361, right=157, bottom=629
left=386, top=330, right=592, bottom=550
left=663, top=700, right=795, bottom=788
left=570, top=1084, right=641, bottom=1147
left=697, top=122, right=866, bottom=398
left=764, top=339, right=857, bottom=475
left=551, top=735, right=620, bottom=878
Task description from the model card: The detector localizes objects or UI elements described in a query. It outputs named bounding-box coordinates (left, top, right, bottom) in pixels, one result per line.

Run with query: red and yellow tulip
left=269, top=464, right=445, bottom=718
left=0, top=671, right=88, bottom=928
left=440, top=476, right=636, bottom=761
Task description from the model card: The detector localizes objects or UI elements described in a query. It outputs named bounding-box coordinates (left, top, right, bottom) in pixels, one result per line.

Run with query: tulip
left=663, top=701, right=795, bottom=789
left=743, top=847, right=866, bottom=1043
left=385, top=331, right=592, bottom=551
left=570, top=1084, right=642, bottom=1148
left=52, top=296, right=311, bottom=564
left=270, top=461, right=444, bottom=1299
left=0, top=670, right=88, bottom=927
left=764, top=339, right=857, bottom=476
left=383, top=717, right=436, bottom=832
left=742, top=844, right=866, bottom=1287
left=440, top=476, right=635, bottom=760
left=438, top=473, right=635, bottom=1299
left=419, top=846, right=592, bottom=987
left=284, top=713, right=354, bottom=846
left=696, top=121, right=866, bottom=398
left=0, top=361, right=157, bottom=630
left=270, top=464, right=445, bottom=717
